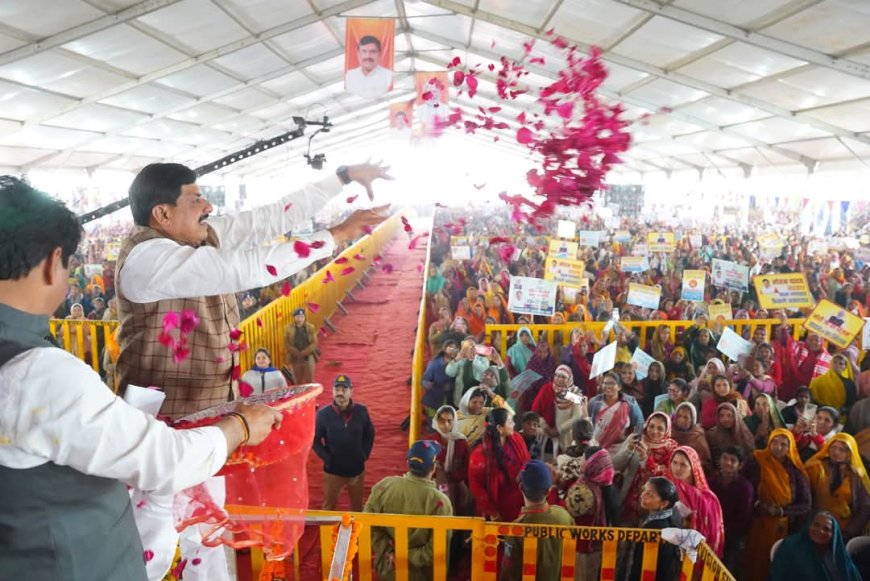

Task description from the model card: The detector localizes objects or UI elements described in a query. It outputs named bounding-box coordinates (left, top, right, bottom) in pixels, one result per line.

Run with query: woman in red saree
left=588, top=372, right=645, bottom=453
left=668, top=445, right=725, bottom=556
left=468, top=407, right=530, bottom=522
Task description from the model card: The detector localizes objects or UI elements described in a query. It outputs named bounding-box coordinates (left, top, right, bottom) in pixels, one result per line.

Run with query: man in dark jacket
left=314, top=375, right=375, bottom=510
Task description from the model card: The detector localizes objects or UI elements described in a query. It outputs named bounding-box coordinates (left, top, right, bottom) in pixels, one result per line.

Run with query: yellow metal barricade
left=230, top=509, right=735, bottom=581
left=409, top=222, right=434, bottom=445
left=48, top=319, right=118, bottom=373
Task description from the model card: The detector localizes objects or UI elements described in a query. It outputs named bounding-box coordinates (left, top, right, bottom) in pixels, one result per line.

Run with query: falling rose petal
left=421, top=90, right=434, bottom=101
left=517, top=127, right=535, bottom=145
left=256, top=317, right=263, bottom=328
left=158, top=332, right=176, bottom=348
left=556, top=101, right=574, bottom=119
left=362, top=225, right=374, bottom=235
left=447, top=56, right=461, bottom=68
left=283, top=202, right=292, bottom=212
left=192, top=558, right=202, bottom=566
left=179, top=310, right=199, bottom=334
left=452, top=70, right=465, bottom=86
left=136, top=500, right=146, bottom=509
left=353, top=253, right=365, bottom=261
left=340, top=267, right=355, bottom=276
left=144, top=550, right=155, bottom=563
left=381, top=263, right=394, bottom=274
left=239, top=381, right=253, bottom=398
left=529, top=57, right=545, bottom=65
left=281, top=281, right=292, bottom=296
left=417, top=263, right=424, bottom=273
left=161, top=311, right=179, bottom=332
left=307, top=302, right=320, bottom=313
left=319, top=327, right=329, bottom=337
left=215, top=356, right=225, bottom=363
left=488, top=63, right=495, bottom=71
left=335, top=257, right=349, bottom=264
left=310, top=240, right=325, bottom=249
left=229, top=329, right=243, bottom=341
left=346, top=195, right=358, bottom=204
left=489, top=236, right=513, bottom=245
left=466, top=75, right=478, bottom=98
left=231, top=366, right=241, bottom=381
left=323, top=271, right=335, bottom=284
left=293, top=240, right=311, bottom=258
left=498, top=244, right=517, bottom=262
left=172, top=346, right=191, bottom=364
left=408, top=232, right=429, bottom=250
left=266, top=264, right=278, bottom=276
left=403, top=222, right=413, bottom=233
left=171, top=559, right=188, bottom=578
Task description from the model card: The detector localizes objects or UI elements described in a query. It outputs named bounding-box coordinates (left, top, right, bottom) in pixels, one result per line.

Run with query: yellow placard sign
left=547, top=239, right=579, bottom=260
left=647, top=232, right=675, bottom=253
left=708, top=302, right=733, bottom=322
left=105, top=242, right=121, bottom=261
left=802, top=299, right=864, bottom=349
left=544, top=257, right=586, bottom=288
left=753, top=273, right=814, bottom=309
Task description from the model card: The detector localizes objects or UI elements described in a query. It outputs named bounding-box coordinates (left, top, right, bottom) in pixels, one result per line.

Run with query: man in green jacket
left=500, top=460, right=574, bottom=581
left=364, top=440, right=453, bottom=580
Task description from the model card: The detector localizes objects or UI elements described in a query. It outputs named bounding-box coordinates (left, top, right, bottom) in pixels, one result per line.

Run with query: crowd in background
left=416, top=206, right=870, bottom=580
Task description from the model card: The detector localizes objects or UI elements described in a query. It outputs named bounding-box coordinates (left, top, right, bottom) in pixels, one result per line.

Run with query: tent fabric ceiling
left=0, top=0, right=869, bottom=178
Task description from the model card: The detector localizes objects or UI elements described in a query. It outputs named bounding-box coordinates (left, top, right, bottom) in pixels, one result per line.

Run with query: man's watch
left=336, top=165, right=352, bottom=186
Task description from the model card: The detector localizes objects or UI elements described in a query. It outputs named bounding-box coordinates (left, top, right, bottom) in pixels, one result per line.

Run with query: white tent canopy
left=1, top=0, right=869, bottom=181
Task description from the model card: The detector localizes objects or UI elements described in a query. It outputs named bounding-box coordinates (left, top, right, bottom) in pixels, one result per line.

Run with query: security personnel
left=313, top=375, right=375, bottom=511
left=364, top=440, right=454, bottom=580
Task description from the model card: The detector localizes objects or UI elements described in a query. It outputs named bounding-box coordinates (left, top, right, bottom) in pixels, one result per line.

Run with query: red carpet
left=295, top=235, right=427, bottom=578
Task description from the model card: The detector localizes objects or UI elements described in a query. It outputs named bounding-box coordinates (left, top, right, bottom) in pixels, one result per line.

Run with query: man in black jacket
left=314, top=375, right=375, bottom=511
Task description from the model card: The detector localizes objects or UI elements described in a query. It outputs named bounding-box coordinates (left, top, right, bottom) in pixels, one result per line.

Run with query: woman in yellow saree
left=805, top=432, right=870, bottom=540
left=810, top=353, right=857, bottom=418
left=742, top=428, right=811, bottom=581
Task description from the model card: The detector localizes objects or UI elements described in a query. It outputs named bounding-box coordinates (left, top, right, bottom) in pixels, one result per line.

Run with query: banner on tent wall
left=803, top=299, right=864, bottom=349
left=548, top=239, right=579, bottom=260
left=681, top=270, right=706, bottom=302
left=578, top=231, right=601, bottom=247
left=647, top=232, right=676, bottom=253
left=709, top=302, right=733, bottom=322
left=711, top=258, right=749, bottom=291
left=415, top=71, right=449, bottom=135
left=753, top=273, right=814, bottom=310
left=508, top=276, right=557, bottom=317
left=557, top=220, right=577, bottom=240
left=389, top=101, right=413, bottom=131
left=626, top=283, right=661, bottom=310
left=620, top=256, right=649, bottom=273
left=544, top=258, right=586, bottom=288
left=614, top=230, right=632, bottom=243
left=344, top=19, right=394, bottom=99
left=451, top=246, right=471, bottom=260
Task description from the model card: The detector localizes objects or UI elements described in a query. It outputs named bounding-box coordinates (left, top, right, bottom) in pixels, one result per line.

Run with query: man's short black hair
left=358, top=35, right=382, bottom=52
left=128, top=163, right=197, bottom=226
left=520, top=411, right=541, bottom=424
left=520, top=484, right=548, bottom=503
left=0, top=176, right=82, bottom=280
left=720, top=446, right=745, bottom=463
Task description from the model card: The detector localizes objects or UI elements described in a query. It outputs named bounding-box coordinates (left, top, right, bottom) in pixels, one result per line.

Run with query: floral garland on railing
left=328, top=514, right=362, bottom=581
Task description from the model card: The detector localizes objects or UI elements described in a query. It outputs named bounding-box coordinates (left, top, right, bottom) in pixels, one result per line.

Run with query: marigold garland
left=328, top=514, right=362, bottom=581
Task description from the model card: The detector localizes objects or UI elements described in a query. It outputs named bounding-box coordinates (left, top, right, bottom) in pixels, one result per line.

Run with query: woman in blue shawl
left=770, top=510, right=861, bottom=581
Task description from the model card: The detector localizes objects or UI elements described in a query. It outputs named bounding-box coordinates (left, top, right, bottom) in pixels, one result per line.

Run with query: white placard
left=507, top=276, right=558, bottom=317
left=863, top=318, right=870, bottom=349
left=123, top=384, right=166, bottom=417
left=578, top=231, right=601, bottom=247
left=716, top=327, right=755, bottom=362
left=590, top=341, right=618, bottom=379
left=711, top=258, right=749, bottom=291
left=557, top=220, right=577, bottom=240
left=452, top=246, right=471, bottom=260
left=690, top=235, right=703, bottom=248
left=630, top=348, right=657, bottom=381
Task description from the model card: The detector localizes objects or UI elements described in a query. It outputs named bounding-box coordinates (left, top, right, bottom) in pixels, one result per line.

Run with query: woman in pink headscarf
left=668, top=445, right=726, bottom=557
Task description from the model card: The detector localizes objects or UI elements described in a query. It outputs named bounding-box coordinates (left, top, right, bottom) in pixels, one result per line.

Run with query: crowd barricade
left=409, top=224, right=434, bottom=445
left=230, top=509, right=735, bottom=581
left=49, top=213, right=403, bottom=375
left=49, top=318, right=117, bottom=373
left=485, top=319, right=807, bottom=362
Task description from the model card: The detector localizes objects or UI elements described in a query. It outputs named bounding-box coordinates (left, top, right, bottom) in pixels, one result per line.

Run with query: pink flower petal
left=382, top=263, right=394, bottom=274
left=293, top=240, right=311, bottom=258
left=417, top=263, right=424, bottom=273
left=453, top=70, right=465, bottom=86
left=448, top=56, right=461, bottom=68
left=136, top=500, right=146, bottom=509
left=353, top=253, right=365, bottom=261
left=158, top=332, right=176, bottom=348
left=517, top=127, right=535, bottom=145
left=335, top=257, right=349, bottom=264
left=192, top=558, right=202, bottom=566
left=171, top=559, right=188, bottom=578
left=229, top=329, right=243, bottom=341
left=466, top=75, right=478, bottom=98
left=215, top=356, right=225, bottom=363
left=346, top=195, right=358, bottom=204
left=307, top=302, right=320, bottom=313
left=310, top=240, right=325, bottom=249
left=231, top=366, right=241, bottom=381
left=256, top=317, right=263, bottom=328
left=144, top=550, right=154, bottom=563
left=489, top=236, right=512, bottom=245
left=179, top=310, right=199, bottom=335
left=340, top=267, right=355, bottom=276
left=172, top=346, right=191, bottom=364
left=556, top=101, right=574, bottom=119
left=408, top=232, right=429, bottom=250
left=239, top=381, right=253, bottom=398
left=362, top=225, right=374, bottom=235
left=161, top=312, right=179, bottom=332
left=281, top=281, right=292, bottom=296
left=283, top=202, right=292, bottom=212
left=266, top=264, right=278, bottom=276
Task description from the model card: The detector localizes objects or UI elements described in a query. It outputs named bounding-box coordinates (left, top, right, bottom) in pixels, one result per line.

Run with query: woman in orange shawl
left=804, top=432, right=870, bottom=540
left=741, top=428, right=811, bottom=581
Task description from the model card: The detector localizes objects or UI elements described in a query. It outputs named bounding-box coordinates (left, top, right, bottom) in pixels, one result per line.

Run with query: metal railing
left=231, top=509, right=735, bottom=581
left=409, top=220, right=434, bottom=445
